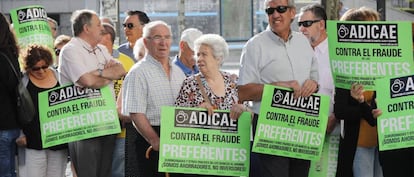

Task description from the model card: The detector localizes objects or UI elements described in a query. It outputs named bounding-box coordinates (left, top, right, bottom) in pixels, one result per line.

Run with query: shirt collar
left=268, top=29, right=293, bottom=43
left=112, top=48, right=120, bottom=58
left=173, top=55, right=199, bottom=76
left=75, top=37, right=101, bottom=54
left=315, top=38, right=328, bottom=54
left=146, top=54, right=173, bottom=67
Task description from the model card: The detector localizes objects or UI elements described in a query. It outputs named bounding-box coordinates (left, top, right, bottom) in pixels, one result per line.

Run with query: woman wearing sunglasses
left=16, top=44, right=67, bottom=177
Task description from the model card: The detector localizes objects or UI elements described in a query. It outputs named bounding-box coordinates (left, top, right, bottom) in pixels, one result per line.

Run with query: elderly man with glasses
left=117, top=10, right=151, bottom=177
left=118, top=10, right=150, bottom=62
left=237, top=0, right=319, bottom=176
left=121, top=20, right=186, bottom=177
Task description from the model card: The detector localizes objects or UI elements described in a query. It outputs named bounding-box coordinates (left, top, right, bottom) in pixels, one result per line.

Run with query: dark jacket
left=334, top=88, right=377, bottom=177
left=0, top=52, right=20, bottom=130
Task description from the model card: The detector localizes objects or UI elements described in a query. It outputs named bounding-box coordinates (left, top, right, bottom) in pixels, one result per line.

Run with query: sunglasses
left=31, top=65, right=49, bottom=71
left=265, top=6, right=291, bottom=15
left=122, top=23, right=135, bottom=29
left=298, top=20, right=321, bottom=27
left=55, top=48, right=61, bottom=56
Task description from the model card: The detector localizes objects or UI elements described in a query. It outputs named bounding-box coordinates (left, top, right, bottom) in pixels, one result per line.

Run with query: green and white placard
left=376, top=74, right=414, bottom=151
left=327, top=21, right=414, bottom=90
left=159, top=106, right=251, bottom=176
left=39, top=84, right=121, bottom=148
left=308, top=134, right=340, bottom=177
left=10, top=5, right=55, bottom=63
left=252, top=85, right=329, bottom=161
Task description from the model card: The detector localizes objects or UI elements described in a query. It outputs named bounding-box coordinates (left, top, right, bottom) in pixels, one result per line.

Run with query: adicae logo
left=273, top=89, right=284, bottom=103
left=391, top=79, right=405, bottom=93
left=17, top=10, right=26, bottom=21
left=175, top=111, right=188, bottom=123
left=338, top=25, right=349, bottom=38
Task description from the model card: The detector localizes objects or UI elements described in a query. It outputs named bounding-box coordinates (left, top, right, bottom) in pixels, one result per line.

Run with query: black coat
left=334, top=88, right=377, bottom=177
left=0, top=52, right=20, bottom=130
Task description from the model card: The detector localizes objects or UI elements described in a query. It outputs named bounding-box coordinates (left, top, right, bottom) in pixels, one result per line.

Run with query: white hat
left=180, top=28, right=203, bottom=51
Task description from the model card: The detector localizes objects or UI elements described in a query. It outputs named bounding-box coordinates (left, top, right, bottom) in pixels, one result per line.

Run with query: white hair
left=142, top=20, right=172, bottom=39
left=194, top=34, right=229, bottom=66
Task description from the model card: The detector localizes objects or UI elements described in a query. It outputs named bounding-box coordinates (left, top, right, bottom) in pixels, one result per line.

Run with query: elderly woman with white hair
left=174, top=34, right=247, bottom=177
left=175, top=33, right=247, bottom=120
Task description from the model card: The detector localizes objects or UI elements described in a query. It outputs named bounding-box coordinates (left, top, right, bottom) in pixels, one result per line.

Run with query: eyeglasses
left=265, top=6, right=291, bottom=15
left=298, top=20, right=321, bottom=27
left=148, top=35, right=172, bottom=42
left=31, top=65, right=49, bottom=71
left=55, top=48, right=61, bottom=56
left=122, top=23, right=135, bottom=29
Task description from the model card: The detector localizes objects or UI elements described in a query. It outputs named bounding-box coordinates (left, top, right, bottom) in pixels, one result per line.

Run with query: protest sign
left=327, top=21, right=413, bottom=90
left=252, top=85, right=329, bottom=161
left=376, top=74, right=414, bottom=151
left=159, top=106, right=251, bottom=176
left=308, top=134, right=340, bottom=177
left=39, top=84, right=121, bottom=148
left=10, top=5, right=55, bottom=63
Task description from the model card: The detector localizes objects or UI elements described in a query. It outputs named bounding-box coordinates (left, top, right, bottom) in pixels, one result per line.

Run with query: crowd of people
left=0, top=0, right=413, bottom=177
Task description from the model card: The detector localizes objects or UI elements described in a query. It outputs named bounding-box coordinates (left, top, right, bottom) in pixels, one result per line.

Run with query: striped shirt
left=121, top=55, right=185, bottom=126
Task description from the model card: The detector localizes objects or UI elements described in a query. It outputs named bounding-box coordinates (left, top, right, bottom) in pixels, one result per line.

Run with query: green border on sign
left=159, top=106, right=251, bottom=176
left=252, top=85, right=329, bottom=161
left=39, top=84, right=120, bottom=148
left=376, top=75, right=414, bottom=151
left=327, top=21, right=414, bottom=90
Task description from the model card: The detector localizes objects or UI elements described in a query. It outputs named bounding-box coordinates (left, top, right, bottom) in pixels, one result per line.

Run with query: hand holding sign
left=350, top=83, right=365, bottom=103
left=198, top=102, right=214, bottom=116
left=271, top=80, right=301, bottom=98
left=301, top=79, right=319, bottom=97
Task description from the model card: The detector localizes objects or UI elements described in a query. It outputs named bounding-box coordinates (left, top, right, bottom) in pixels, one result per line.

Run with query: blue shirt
left=173, top=55, right=199, bottom=77
left=118, top=42, right=136, bottom=62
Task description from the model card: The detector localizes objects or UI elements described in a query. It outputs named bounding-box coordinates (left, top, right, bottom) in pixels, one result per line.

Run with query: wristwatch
left=98, top=68, right=103, bottom=77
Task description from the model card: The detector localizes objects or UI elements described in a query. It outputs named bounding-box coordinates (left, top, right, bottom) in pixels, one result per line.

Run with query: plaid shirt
left=121, top=55, right=185, bottom=126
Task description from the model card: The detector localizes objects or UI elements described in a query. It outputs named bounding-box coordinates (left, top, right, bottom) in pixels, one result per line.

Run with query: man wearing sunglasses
left=118, top=10, right=150, bottom=177
left=118, top=10, right=150, bottom=62
left=298, top=4, right=337, bottom=134
left=298, top=3, right=340, bottom=176
left=100, top=22, right=135, bottom=177
left=238, top=0, right=318, bottom=177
